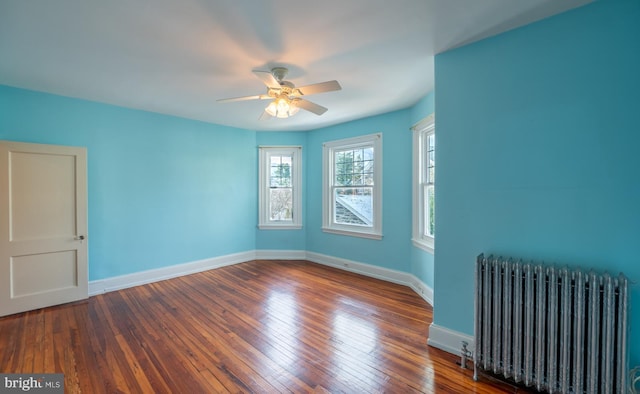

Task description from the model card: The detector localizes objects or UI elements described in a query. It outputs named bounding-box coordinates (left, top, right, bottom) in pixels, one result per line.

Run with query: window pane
left=270, top=188, right=293, bottom=221
left=363, top=160, right=373, bottom=173
left=424, top=184, right=435, bottom=237
left=334, top=187, right=372, bottom=227
left=364, top=172, right=374, bottom=185
left=427, top=134, right=435, bottom=184
left=353, top=158, right=364, bottom=174
left=335, top=150, right=351, bottom=186
left=363, top=147, right=373, bottom=160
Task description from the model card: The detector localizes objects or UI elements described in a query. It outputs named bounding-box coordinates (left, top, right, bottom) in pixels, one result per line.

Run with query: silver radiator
left=474, top=254, right=629, bottom=393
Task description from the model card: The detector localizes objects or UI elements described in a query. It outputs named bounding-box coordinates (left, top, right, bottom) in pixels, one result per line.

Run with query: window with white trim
left=258, top=146, right=302, bottom=229
left=322, top=133, right=382, bottom=239
left=412, top=116, right=435, bottom=252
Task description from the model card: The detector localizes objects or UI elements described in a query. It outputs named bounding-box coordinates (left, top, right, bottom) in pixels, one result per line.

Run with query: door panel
left=11, top=251, right=78, bottom=298
left=0, top=141, right=88, bottom=317
left=10, top=151, right=77, bottom=241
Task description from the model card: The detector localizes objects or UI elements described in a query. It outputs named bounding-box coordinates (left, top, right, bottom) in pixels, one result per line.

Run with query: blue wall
left=0, top=85, right=257, bottom=280
left=434, top=0, right=640, bottom=366
left=410, top=92, right=434, bottom=126
left=305, top=110, right=416, bottom=273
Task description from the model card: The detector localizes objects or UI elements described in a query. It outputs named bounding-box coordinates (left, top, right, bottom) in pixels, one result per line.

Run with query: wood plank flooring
left=0, top=260, right=530, bottom=393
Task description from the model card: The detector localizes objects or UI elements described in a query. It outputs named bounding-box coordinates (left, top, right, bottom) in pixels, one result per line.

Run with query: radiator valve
left=460, top=341, right=472, bottom=369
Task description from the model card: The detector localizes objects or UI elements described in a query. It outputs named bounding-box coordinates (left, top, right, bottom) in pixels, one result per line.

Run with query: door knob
left=75, top=235, right=85, bottom=240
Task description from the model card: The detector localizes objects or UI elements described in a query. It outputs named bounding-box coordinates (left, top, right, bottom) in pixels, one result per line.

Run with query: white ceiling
left=0, top=0, right=592, bottom=132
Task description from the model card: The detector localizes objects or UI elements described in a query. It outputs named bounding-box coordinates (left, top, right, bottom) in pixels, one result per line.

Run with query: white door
left=0, top=140, right=88, bottom=317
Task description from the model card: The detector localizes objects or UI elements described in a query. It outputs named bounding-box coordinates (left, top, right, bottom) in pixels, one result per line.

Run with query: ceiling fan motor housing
left=271, top=67, right=289, bottom=82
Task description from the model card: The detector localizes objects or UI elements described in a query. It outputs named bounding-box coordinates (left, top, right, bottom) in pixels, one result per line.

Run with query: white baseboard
left=305, top=251, right=433, bottom=306
left=88, top=250, right=256, bottom=296
left=88, top=249, right=434, bottom=307
left=407, top=275, right=434, bottom=305
left=255, top=249, right=306, bottom=260
left=427, top=323, right=474, bottom=356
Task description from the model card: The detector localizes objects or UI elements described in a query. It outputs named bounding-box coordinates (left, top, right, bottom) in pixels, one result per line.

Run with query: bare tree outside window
left=269, top=155, right=293, bottom=221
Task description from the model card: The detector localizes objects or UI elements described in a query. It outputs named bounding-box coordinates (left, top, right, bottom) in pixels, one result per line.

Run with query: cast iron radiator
left=474, top=254, right=629, bottom=393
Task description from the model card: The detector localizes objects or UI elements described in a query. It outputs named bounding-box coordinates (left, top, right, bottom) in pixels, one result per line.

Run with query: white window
left=322, top=133, right=382, bottom=239
left=258, top=146, right=302, bottom=229
left=412, top=116, right=435, bottom=252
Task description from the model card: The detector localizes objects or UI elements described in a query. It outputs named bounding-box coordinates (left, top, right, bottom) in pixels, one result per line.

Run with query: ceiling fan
left=217, top=67, right=342, bottom=119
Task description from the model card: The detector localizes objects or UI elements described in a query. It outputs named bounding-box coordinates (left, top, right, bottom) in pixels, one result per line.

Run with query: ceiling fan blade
left=217, top=94, right=270, bottom=103
left=294, top=80, right=341, bottom=96
left=293, top=99, right=328, bottom=115
left=253, top=70, right=281, bottom=89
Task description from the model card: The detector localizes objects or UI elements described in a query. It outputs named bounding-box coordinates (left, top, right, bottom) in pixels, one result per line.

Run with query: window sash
left=332, top=186, right=373, bottom=227
left=270, top=154, right=293, bottom=188
left=269, top=187, right=293, bottom=222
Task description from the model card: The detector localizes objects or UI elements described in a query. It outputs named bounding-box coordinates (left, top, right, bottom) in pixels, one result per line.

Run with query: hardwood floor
left=0, top=260, right=530, bottom=393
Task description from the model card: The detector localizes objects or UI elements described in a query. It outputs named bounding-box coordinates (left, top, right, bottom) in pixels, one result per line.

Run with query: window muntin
left=323, top=134, right=382, bottom=239
left=259, top=147, right=302, bottom=229
left=412, top=116, right=435, bottom=252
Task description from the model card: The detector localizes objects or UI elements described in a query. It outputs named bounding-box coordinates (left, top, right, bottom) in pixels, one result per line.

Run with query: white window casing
left=322, top=133, right=382, bottom=240
left=412, top=115, right=435, bottom=253
left=258, top=146, right=302, bottom=229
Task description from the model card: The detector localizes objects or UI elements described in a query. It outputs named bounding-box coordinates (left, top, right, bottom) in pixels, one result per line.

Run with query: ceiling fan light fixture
left=265, top=96, right=299, bottom=118
left=276, top=97, right=289, bottom=114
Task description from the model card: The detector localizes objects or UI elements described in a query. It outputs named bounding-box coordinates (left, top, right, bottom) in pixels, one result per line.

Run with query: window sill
left=412, top=238, right=434, bottom=254
left=322, top=227, right=383, bottom=240
left=258, top=224, right=303, bottom=230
